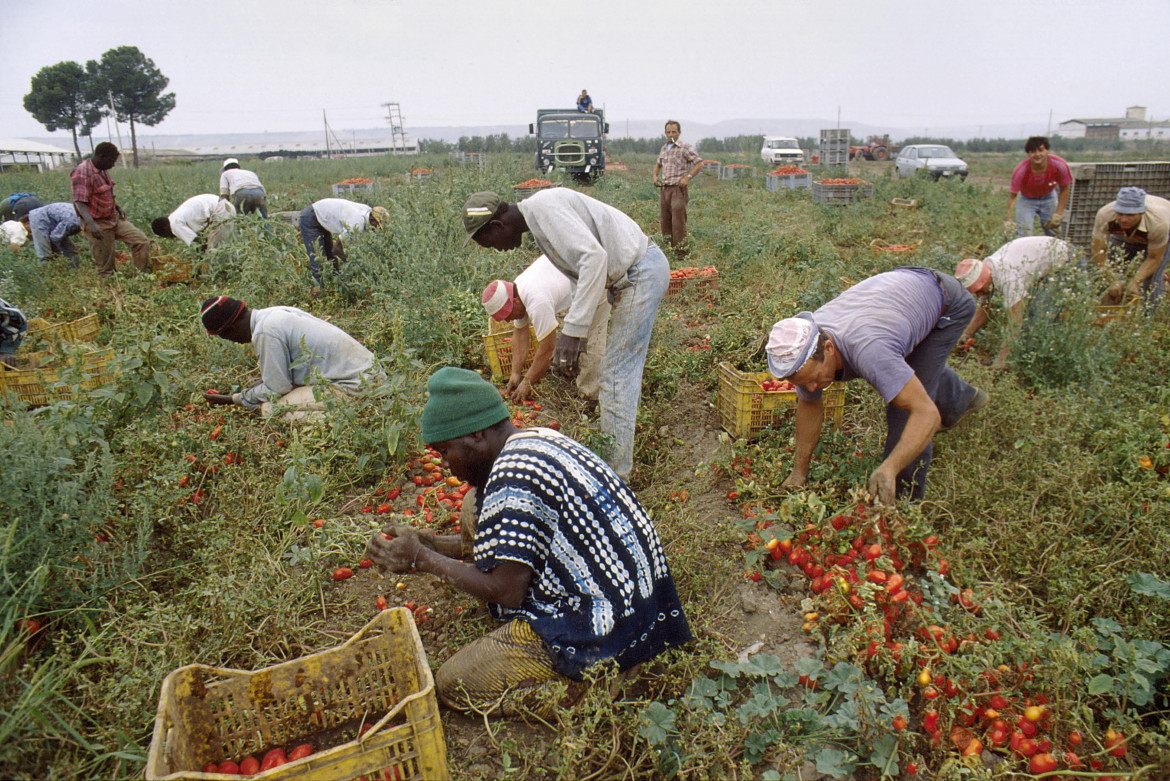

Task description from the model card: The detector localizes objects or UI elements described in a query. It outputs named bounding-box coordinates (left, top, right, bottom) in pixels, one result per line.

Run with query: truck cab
left=530, top=109, right=609, bottom=180
left=760, top=136, right=805, bottom=165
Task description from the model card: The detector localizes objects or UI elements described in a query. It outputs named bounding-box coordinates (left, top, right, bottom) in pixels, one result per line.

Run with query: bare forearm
left=414, top=549, right=528, bottom=608
left=789, top=400, right=825, bottom=479
left=880, top=408, right=939, bottom=477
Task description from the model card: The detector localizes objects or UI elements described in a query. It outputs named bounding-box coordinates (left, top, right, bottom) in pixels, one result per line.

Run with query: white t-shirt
left=984, top=236, right=1075, bottom=309
left=512, top=255, right=572, bottom=341
left=311, top=199, right=372, bottom=237
left=168, top=194, right=236, bottom=245
left=2, top=220, right=28, bottom=248
left=219, top=168, right=265, bottom=196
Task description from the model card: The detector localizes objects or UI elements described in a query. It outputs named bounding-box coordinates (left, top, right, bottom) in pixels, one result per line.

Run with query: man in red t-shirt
left=1006, top=136, right=1072, bottom=238
left=70, top=142, right=150, bottom=278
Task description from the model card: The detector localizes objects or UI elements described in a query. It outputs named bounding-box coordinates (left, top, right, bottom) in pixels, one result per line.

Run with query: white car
left=895, top=145, right=968, bottom=180
left=760, top=136, right=805, bottom=166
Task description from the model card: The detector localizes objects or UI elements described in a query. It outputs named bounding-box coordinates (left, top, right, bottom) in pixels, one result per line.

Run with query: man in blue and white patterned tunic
left=366, top=367, right=691, bottom=716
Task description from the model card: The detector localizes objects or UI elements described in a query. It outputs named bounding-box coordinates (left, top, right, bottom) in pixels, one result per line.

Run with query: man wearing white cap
left=219, top=159, right=268, bottom=217
left=1090, top=186, right=1169, bottom=309
left=954, top=236, right=1078, bottom=369
left=766, top=267, right=987, bottom=505
left=481, top=255, right=610, bottom=405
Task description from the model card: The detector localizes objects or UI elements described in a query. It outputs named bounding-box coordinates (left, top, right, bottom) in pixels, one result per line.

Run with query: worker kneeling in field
left=481, top=254, right=609, bottom=406
left=298, top=199, right=390, bottom=287
left=365, top=367, right=692, bottom=717
left=200, top=295, right=385, bottom=418
left=954, top=236, right=1079, bottom=370
left=767, top=267, right=988, bottom=505
left=152, top=194, right=237, bottom=251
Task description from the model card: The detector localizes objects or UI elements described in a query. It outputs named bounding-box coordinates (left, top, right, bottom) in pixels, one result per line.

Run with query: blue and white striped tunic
left=474, top=428, right=692, bottom=679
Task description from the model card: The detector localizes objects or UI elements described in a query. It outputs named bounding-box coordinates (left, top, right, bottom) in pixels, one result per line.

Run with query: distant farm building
left=136, top=135, right=420, bottom=163
left=0, top=138, right=74, bottom=172
left=1056, top=106, right=1170, bottom=141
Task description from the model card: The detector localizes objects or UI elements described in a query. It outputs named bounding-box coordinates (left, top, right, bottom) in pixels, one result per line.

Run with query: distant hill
left=20, top=117, right=1051, bottom=151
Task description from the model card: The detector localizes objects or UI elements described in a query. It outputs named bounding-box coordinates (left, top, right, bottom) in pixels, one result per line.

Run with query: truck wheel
left=874, top=147, right=888, bottom=161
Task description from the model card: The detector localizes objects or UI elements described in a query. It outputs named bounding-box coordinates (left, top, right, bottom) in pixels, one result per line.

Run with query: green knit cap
left=420, top=367, right=509, bottom=444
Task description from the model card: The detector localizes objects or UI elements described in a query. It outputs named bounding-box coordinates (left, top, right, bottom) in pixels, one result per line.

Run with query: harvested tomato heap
left=730, top=482, right=1133, bottom=777
left=770, top=165, right=808, bottom=176
left=759, top=379, right=794, bottom=392
left=816, top=177, right=871, bottom=185
left=334, top=177, right=373, bottom=185
left=669, top=266, right=718, bottom=280
left=513, top=179, right=553, bottom=188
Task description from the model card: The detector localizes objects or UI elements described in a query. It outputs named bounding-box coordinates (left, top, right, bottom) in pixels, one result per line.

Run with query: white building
left=1056, top=106, right=1170, bottom=140
left=0, top=138, right=75, bottom=172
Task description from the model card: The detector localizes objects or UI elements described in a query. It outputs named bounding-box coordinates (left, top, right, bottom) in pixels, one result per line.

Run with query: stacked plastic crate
left=1061, top=161, right=1170, bottom=247
left=819, top=129, right=851, bottom=168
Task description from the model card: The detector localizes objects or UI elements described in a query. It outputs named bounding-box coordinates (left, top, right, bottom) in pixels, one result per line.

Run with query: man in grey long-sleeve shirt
left=199, top=295, right=384, bottom=415
left=461, top=188, right=668, bottom=481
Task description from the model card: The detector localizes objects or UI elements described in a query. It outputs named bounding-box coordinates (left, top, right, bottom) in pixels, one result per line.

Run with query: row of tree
left=23, top=46, right=175, bottom=168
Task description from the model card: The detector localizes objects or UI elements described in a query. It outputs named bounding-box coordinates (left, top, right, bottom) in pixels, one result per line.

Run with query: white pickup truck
left=760, top=136, right=805, bottom=165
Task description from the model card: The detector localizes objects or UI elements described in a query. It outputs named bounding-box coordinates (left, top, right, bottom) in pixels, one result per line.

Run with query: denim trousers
left=233, top=188, right=268, bottom=218
left=598, top=242, right=669, bottom=480
left=298, top=205, right=336, bottom=285
left=30, top=224, right=79, bottom=266
left=1015, top=192, right=1058, bottom=237
left=882, top=271, right=977, bottom=499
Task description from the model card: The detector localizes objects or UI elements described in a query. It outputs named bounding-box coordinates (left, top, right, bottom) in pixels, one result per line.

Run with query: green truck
left=529, top=108, right=609, bottom=181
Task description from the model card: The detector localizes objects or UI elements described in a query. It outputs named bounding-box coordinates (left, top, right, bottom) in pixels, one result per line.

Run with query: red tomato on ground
left=239, top=756, right=260, bottom=774
left=289, top=744, right=313, bottom=761
left=259, top=748, right=288, bottom=771
left=333, top=567, right=353, bottom=581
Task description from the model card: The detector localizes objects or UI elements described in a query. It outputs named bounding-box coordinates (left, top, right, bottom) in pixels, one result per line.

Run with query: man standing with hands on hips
left=653, top=120, right=704, bottom=257
left=461, top=188, right=668, bottom=482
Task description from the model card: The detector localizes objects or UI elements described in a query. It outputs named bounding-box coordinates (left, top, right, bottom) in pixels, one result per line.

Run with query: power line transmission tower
left=383, top=102, right=406, bottom=153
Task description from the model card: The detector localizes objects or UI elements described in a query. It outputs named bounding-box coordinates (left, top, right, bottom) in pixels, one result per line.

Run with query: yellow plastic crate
left=482, top=317, right=538, bottom=379
left=0, top=348, right=117, bottom=406
left=1095, top=296, right=1141, bottom=324
left=145, top=608, right=448, bottom=781
left=152, top=254, right=196, bottom=284
left=24, top=313, right=101, bottom=345
left=717, top=361, right=845, bottom=440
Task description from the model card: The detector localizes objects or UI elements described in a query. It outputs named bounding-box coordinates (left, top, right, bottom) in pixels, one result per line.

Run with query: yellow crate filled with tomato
left=0, top=347, right=118, bottom=407
left=482, top=317, right=539, bottom=380
left=145, top=608, right=448, bottom=781
left=717, top=361, right=845, bottom=440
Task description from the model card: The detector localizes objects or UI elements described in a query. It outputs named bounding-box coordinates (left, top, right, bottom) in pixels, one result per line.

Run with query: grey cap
left=1114, top=187, right=1147, bottom=214
left=461, top=191, right=501, bottom=246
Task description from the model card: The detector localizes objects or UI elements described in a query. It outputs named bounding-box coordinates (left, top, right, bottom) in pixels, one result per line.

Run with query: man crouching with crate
left=365, top=367, right=692, bottom=717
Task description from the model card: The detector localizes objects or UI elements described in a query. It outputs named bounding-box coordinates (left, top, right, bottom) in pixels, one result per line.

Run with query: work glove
left=1043, top=213, right=1063, bottom=230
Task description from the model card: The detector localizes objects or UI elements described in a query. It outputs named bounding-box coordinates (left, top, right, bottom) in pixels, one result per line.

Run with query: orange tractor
left=849, top=134, right=900, bottom=161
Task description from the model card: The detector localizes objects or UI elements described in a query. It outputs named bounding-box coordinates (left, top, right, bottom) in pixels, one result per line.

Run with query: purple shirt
left=798, top=268, right=944, bottom=404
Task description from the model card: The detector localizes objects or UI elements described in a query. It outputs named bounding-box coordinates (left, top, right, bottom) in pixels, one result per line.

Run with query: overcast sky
left=2, top=0, right=1168, bottom=142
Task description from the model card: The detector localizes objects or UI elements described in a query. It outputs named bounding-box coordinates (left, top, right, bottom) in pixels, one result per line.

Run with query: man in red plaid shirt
left=71, top=142, right=150, bottom=278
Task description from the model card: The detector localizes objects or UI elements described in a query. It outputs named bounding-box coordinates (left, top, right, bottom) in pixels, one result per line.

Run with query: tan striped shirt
left=656, top=141, right=701, bottom=186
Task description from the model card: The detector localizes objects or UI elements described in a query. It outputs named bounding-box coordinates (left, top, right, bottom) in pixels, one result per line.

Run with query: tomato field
left=1, top=148, right=1169, bottom=780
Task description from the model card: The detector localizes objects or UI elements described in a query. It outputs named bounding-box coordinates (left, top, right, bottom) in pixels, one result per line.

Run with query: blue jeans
left=883, top=271, right=978, bottom=500
left=233, top=188, right=268, bottom=217
left=298, top=205, right=336, bottom=285
left=598, top=242, right=669, bottom=480
left=1016, top=192, right=1058, bottom=237
left=29, top=224, right=79, bottom=267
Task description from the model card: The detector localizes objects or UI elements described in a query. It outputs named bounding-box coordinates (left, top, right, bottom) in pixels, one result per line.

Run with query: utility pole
left=108, top=90, right=127, bottom=167
left=1046, top=108, right=1052, bottom=136
left=324, top=110, right=331, bottom=158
